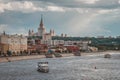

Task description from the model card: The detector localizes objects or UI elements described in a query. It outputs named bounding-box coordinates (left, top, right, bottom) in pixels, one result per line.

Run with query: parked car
left=37, top=62, right=49, bottom=73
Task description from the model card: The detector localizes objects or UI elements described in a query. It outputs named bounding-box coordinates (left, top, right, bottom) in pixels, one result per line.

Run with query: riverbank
left=0, top=51, right=119, bottom=63
left=0, top=53, right=74, bottom=63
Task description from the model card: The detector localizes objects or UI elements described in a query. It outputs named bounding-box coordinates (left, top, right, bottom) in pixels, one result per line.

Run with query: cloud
left=34, top=0, right=120, bottom=9
left=0, top=1, right=66, bottom=13
left=75, top=0, right=99, bottom=4
left=0, top=1, right=44, bottom=13
left=47, top=6, right=65, bottom=12
left=0, top=0, right=120, bottom=14
left=119, top=0, right=120, bottom=3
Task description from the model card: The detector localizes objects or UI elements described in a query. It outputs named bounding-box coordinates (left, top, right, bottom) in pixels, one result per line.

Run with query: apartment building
left=0, top=33, right=27, bottom=54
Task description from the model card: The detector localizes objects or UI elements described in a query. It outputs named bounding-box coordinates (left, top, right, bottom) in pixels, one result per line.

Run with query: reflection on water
left=0, top=53, right=120, bottom=80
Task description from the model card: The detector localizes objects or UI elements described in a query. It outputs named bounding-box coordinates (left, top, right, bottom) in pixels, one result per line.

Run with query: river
left=0, top=52, right=120, bottom=80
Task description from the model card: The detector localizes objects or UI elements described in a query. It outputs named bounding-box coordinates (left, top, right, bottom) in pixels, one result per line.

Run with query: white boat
left=37, top=62, right=49, bottom=73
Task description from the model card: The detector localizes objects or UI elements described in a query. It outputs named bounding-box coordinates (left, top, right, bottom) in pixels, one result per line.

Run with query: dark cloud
left=29, top=0, right=120, bottom=9
left=1, top=0, right=120, bottom=10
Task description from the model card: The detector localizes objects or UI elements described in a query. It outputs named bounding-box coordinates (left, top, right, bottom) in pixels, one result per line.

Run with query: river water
left=0, top=53, right=120, bottom=80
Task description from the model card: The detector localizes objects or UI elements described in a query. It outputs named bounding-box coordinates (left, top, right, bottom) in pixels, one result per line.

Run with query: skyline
left=0, top=0, right=120, bottom=37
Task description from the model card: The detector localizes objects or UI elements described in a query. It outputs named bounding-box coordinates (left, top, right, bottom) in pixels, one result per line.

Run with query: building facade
left=28, top=16, right=55, bottom=40
left=0, top=33, right=27, bottom=54
left=38, top=17, right=46, bottom=36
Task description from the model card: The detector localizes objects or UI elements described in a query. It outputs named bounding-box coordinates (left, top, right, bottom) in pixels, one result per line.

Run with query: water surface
left=0, top=53, right=120, bottom=80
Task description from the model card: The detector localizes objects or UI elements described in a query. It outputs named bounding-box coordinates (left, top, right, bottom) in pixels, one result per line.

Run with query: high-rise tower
left=38, top=15, right=46, bottom=36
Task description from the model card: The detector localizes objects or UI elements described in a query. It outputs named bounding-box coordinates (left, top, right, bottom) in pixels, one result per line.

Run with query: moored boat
left=54, top=53, right=62, bottom=57
left=45, top=53, right=53, bottom=58
left=73, top=51, right=81, bottom=56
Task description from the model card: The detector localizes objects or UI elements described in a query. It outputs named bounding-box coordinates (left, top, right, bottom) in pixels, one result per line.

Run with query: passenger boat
left=37, top=62, right=49, bottom=73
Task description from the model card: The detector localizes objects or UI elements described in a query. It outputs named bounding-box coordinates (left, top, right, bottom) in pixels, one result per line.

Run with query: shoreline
left=0, top=51, right=119, bottom=63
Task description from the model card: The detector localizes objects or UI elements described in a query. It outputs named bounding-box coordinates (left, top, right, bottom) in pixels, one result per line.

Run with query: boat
left=104, top=54, right=111, bottom=58
left=37, top=62, right=49, bottom=73
left=54, top=53, right=62, bottom=57
left=45, top=49, right=54, bottom=58
left=45, top=53, right=53, bottom=58
left=73, top=51, right=81, bottom=56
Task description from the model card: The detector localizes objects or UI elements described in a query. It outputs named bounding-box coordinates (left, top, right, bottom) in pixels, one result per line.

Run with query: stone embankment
left=0, top=53, right=74, bottom=63
left=0, top=51, right=119, bottom=63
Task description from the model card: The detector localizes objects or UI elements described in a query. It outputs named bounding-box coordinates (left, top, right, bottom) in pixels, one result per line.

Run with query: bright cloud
left=0, top=1, right=66, bottom=13
left=0, top=0, right=120, bottom=14
left=76, top=0, right=99, bottom=4
left=85, top=0, right=99, bottom=4
left=0, top=1, right=43, bottom=13
left=47, top=6, right=65, bottom=12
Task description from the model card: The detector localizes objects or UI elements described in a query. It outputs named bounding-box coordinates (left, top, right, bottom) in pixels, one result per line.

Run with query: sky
left=0, top=0, right=120, bottom=37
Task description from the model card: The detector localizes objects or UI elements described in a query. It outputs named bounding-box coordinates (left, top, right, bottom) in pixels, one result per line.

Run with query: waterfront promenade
left=0, top=51, right=116, bottom=63
left=0, top=53, right=74, bottom=63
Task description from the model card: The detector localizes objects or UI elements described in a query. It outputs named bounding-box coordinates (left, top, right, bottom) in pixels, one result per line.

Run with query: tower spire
left=40, top=14, right=43, bottom=28
left=28, top=29, right=31, bottom=36
left=3, top=31, right=6, bottom=35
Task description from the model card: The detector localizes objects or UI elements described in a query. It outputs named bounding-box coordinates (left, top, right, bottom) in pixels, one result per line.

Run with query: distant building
left=65, top=34, right=67, bottom=37
left=107, top=36, right=114, bottom=39
left=28, top=15, right=55, bottom=40
left=97, top=36, right=104, bottom=38
left=61, top=33, right=63, bottom=37
left=28, top=15, right=91, bottom=51
left=61, top=33, right=67, bottom=37
left=42, top=33, right=52, bottom=41
left=116, top=36, right=120, bottom=38
left=0, top=32, right=27, bottom=54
